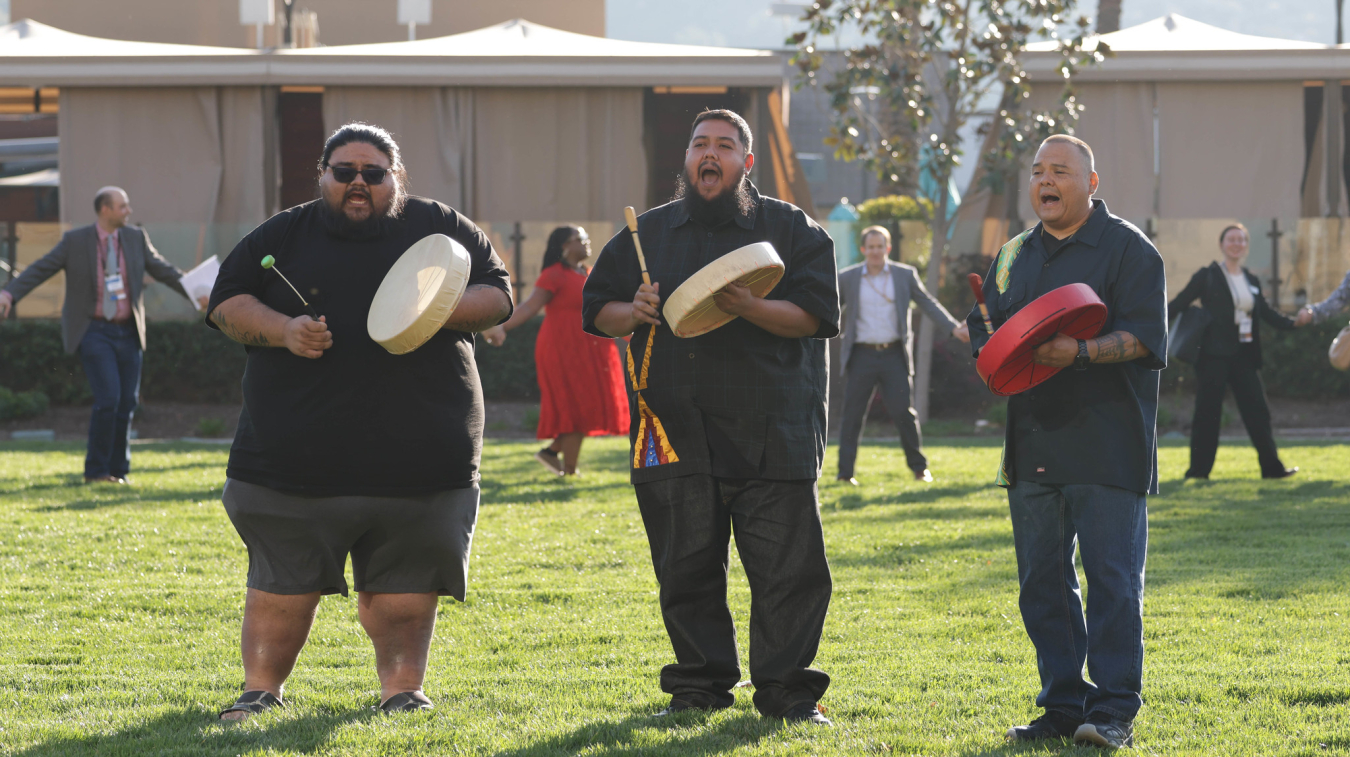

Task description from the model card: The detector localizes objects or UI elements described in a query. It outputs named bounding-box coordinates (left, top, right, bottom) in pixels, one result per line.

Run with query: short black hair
left=319, top=122, right=404, bottom=172
left=689, top=109, right=753, bottom=154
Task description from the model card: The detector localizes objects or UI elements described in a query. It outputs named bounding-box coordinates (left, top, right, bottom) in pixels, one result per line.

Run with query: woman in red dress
left=482, top=226, right=629, bottom=475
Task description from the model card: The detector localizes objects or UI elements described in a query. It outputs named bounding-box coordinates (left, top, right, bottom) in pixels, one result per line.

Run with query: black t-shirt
left=1041, top=228, right=1072, bottom=257
left=206, top=197, right=512, bottom=496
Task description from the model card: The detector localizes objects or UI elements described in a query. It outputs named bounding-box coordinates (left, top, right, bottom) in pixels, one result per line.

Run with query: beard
left=319, top=181, right=407, bottom=240
left=673, top=167, right=754, bottom=228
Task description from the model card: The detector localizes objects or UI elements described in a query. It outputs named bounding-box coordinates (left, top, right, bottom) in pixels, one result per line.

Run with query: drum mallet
left=968, top=273, right=995, bottom=336
left=261, top=255, right=321, bottom=321
left=623, top=206, right=652, bottom=287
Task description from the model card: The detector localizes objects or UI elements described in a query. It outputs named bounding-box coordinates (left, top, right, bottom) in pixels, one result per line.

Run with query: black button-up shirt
left=582, top=184, right=840, bottom=484
left=968, top=200, right=1168, bottom=494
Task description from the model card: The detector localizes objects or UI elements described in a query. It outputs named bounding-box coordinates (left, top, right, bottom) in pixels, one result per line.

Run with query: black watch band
left=1074, top=339, right=1090, bottom=371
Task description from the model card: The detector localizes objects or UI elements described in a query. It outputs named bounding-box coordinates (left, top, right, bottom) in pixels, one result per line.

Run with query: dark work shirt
left=581, top=184, right=840, bottom=484
left=967, top=200, right=1168, bottom=494
left=206, top=197, right=513, bottom=496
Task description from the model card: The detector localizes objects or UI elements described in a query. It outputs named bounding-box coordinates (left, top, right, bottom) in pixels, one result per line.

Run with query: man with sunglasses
left=206, top=123, right=513, bottom=719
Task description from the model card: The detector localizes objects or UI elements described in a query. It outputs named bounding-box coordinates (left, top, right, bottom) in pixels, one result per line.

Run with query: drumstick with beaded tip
left=261, top=255, right=321, bottom=321
left=968, top=273, right=995, bottom=337
left=623, top=206, right=652, bottom=286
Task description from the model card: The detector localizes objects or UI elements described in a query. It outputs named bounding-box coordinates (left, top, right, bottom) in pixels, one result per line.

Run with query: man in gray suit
left=0, top=186, right=199, bottom=483
left=836, top=226, right=969, bottom=485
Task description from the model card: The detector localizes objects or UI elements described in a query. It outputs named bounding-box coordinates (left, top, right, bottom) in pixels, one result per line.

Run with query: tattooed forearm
left=1090, top=331, right=1150, bottom=363
left=211, top=310, right=273, bottom=346
left=444, top=284, right=513, bottom=334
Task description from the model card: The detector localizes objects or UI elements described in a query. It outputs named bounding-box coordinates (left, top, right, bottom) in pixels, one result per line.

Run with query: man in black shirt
left=969, top=135, right=1167, bottom=750
left=582, top=110, right=839, bottom=725
left=206, top=123, right=512, bottom=719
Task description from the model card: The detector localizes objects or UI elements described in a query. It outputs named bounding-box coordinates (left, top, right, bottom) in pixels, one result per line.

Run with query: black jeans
left=1187, top=345, right=1285, bottom=477
left=634, top=475, right=832, bottom=716
left=837, top=346, right=926, bottom=477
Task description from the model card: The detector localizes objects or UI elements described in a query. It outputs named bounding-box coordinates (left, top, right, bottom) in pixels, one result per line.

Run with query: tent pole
left=1268, top=218, right=1283, bottom=309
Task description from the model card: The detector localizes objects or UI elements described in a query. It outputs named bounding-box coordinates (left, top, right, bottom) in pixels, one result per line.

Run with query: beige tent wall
left=323, top=87, right=477, bottom=214
left=1017, top=80, right=1304, bottom=223
left=58, top=87, right=268, bottom=228
left=1155, top=82, right=1303, bottom=219
left=323, top=87, right=646, bottom=229
left=1019, top=82, right=1156, bottom=223
left=471, top=88, right=647, bottom=228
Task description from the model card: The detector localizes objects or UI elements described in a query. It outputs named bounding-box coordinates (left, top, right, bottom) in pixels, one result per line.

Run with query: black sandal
left=379, top=691, right=434, bottom=712
left=220, top=689, right=284, bottom=719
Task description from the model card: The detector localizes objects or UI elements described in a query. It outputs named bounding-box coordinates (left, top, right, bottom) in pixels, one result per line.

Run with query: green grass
left=0, top=437, right=1347, bottom=756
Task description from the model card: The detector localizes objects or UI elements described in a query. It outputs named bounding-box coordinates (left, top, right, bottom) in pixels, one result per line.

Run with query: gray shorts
left=222, top=478, right=479, bottom=599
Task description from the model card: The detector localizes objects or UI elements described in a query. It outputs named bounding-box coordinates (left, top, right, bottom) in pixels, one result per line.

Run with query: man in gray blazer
left=836, top=225, right=968, bottom=484
left=0, top=186, right=198, bottom=483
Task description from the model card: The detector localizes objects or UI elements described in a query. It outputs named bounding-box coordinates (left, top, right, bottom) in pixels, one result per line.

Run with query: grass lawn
left=0, top=437, right=1347, bottom=756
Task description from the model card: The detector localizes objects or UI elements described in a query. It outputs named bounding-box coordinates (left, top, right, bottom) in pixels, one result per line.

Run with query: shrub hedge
left=2, top=313, right=1345, bottom=406
left=0, top=317, right=544, bottom=405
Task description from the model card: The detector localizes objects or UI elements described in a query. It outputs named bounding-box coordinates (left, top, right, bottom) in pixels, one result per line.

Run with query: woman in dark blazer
left=1168, top=223, right=1301, bottom=479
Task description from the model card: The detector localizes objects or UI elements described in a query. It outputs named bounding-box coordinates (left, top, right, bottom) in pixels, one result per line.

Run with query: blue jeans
left=78, top=320, right=142, bottom=479
left=1008, top=480, right=1148, bottom=722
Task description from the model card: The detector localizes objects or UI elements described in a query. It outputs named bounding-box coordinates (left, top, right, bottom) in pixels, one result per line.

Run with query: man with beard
left=582, top=110, right=839, bottom=725
left=206, top=123, right=512, bottom=719
left=969, top=135, right=1166, bottom=750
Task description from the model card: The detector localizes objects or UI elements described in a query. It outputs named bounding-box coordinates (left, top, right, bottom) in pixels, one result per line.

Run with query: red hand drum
left=976, top=283, right=1108, bottom=396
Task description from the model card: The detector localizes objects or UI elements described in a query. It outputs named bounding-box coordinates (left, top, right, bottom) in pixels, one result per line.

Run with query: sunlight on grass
left=0, top=438, right=1346, bottom=755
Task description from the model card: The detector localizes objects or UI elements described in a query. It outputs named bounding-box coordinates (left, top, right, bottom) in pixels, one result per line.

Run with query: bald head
left=1030, top=135, right=1099, bottom=237
left=1040, top=135, right=1094, bottom=174
left=93, top=187, right=132, bottom=230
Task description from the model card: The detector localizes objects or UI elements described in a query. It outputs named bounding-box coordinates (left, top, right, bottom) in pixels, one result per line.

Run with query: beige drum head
left=367, top=234, right=472, bottom=354
left=663, top=242, right=785, bottom=338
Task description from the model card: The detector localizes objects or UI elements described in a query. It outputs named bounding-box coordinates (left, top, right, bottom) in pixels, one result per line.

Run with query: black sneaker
left=1005, top=710, right=1082, bottom=742
left=534, top=448, right=564, bottom=476
left=781, top=701, right=832, bottom=726
left=1074, top=716, right=1134, bottom=749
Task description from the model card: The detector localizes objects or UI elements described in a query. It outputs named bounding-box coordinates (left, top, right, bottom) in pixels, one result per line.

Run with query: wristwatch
left=1073, top=339, right=1090, bottom=371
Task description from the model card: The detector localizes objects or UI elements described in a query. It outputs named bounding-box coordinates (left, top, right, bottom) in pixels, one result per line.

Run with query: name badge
left=105, top=274, right=126, bottom=300
left=1248, top=284, right=1259, bottom=295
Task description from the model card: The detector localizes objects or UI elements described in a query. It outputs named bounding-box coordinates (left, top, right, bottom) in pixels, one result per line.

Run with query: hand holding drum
left=974, top=283, right=1108, bottom=396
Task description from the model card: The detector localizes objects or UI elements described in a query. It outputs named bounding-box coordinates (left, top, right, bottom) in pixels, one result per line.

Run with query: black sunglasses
left=327, top=165, right=389, bottom=185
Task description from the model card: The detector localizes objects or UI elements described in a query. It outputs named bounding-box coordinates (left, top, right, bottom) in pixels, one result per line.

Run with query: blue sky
left=608, top=0, right=1334, bottom=48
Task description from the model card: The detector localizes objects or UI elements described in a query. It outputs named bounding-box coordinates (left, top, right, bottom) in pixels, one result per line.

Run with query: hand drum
left=975, top=283, right=1108, bottom=396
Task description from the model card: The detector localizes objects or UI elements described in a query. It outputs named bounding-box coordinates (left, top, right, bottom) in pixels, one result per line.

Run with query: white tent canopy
left=1, top=18, right=806, bottom=235
left=0, top=18, right=783, bottom=87
left=984, top=14, right=1324, bottom=223
left=1024, top=13, right=1343, bottom=81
